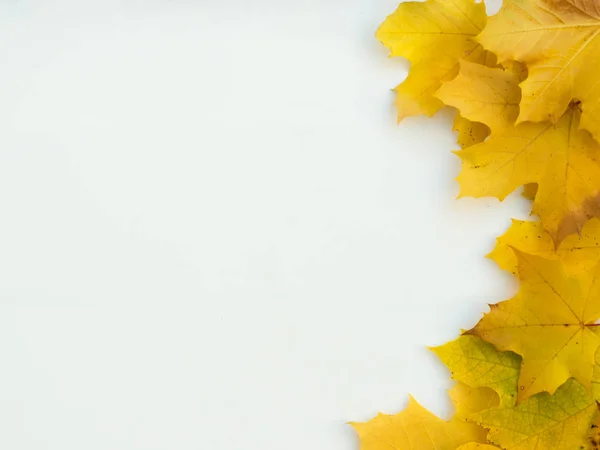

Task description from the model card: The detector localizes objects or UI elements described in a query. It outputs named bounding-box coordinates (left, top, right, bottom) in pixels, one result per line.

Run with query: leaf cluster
left=352, top=0, right=600, bottom=448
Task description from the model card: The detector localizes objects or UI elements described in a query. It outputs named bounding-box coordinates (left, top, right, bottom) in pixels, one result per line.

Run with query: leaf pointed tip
left=427, top=344, right=442, bottom=354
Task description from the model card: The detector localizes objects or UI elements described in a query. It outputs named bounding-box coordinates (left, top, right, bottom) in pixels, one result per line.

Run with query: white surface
left=0, top=1, right=527, bottom=449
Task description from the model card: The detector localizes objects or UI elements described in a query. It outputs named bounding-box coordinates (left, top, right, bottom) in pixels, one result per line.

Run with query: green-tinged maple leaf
left=432, top=335, right=520, bottom=407
left=471, top=378, right=598, bottom=450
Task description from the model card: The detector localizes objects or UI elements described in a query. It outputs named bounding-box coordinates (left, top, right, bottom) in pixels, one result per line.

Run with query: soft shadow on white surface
left=0, top=1, right=519, bottom=449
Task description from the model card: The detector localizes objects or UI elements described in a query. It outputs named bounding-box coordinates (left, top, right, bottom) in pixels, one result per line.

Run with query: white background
left=0, top=1, right=529, bottom=449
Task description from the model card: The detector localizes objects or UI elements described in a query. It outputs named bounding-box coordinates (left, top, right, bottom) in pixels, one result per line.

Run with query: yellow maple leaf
left=376, top=0, right=489, bottom=121
left=456, top=104, right=600, bottom=243
left=471, top=378, right=598, bottom=450
left=468, top=250, right=600, bottom=401
left=436, top=61, right=521, bottom=135
left=350, top=396, right=486, bottom=450
left=453, top=113, right=490, bottom=149
left=489, top=218, right=600, bottom=275
left=477, top=0, right=600, bottom=142
left=432, top=335, right=520, bottom=407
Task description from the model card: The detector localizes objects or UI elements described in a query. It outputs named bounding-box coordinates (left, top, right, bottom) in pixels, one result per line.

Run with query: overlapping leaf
left=478, top=0, right=600, bottom=143
left=489, top=218, right=600, bottom=275
left=432, top=335, right=520, bottom=407
left=456, top=104, right=600, bottom=243
left=376, top=0, right=489, bottom=121
left=471, top=378, right=598, bottom=450
left=436, top=61, right=520, bottom=135
left=367, top=1, right=600, bottom=448
left=469, top=251, right=600, bottom=401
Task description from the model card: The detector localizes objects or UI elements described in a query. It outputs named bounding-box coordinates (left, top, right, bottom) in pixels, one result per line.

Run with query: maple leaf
left=432, top=335, right=520, bottom=407
left=350, top=396, right=486, bottom=450
left=456, top=103, right=600, bottom=243
left=436, top=61, right=521, bottom=135
left=376, top=0, right=489, bottom=121
left=489, top=218, right=600, bottom=275
left=453, top=113, right=490, bottom=149
left=477, top=0, right=600, bottom=143
left=468, top=250, right=600, bottom=401
left=471, top=378, right=598, bottom=450
left=368, top=2, right=600, bottom=448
